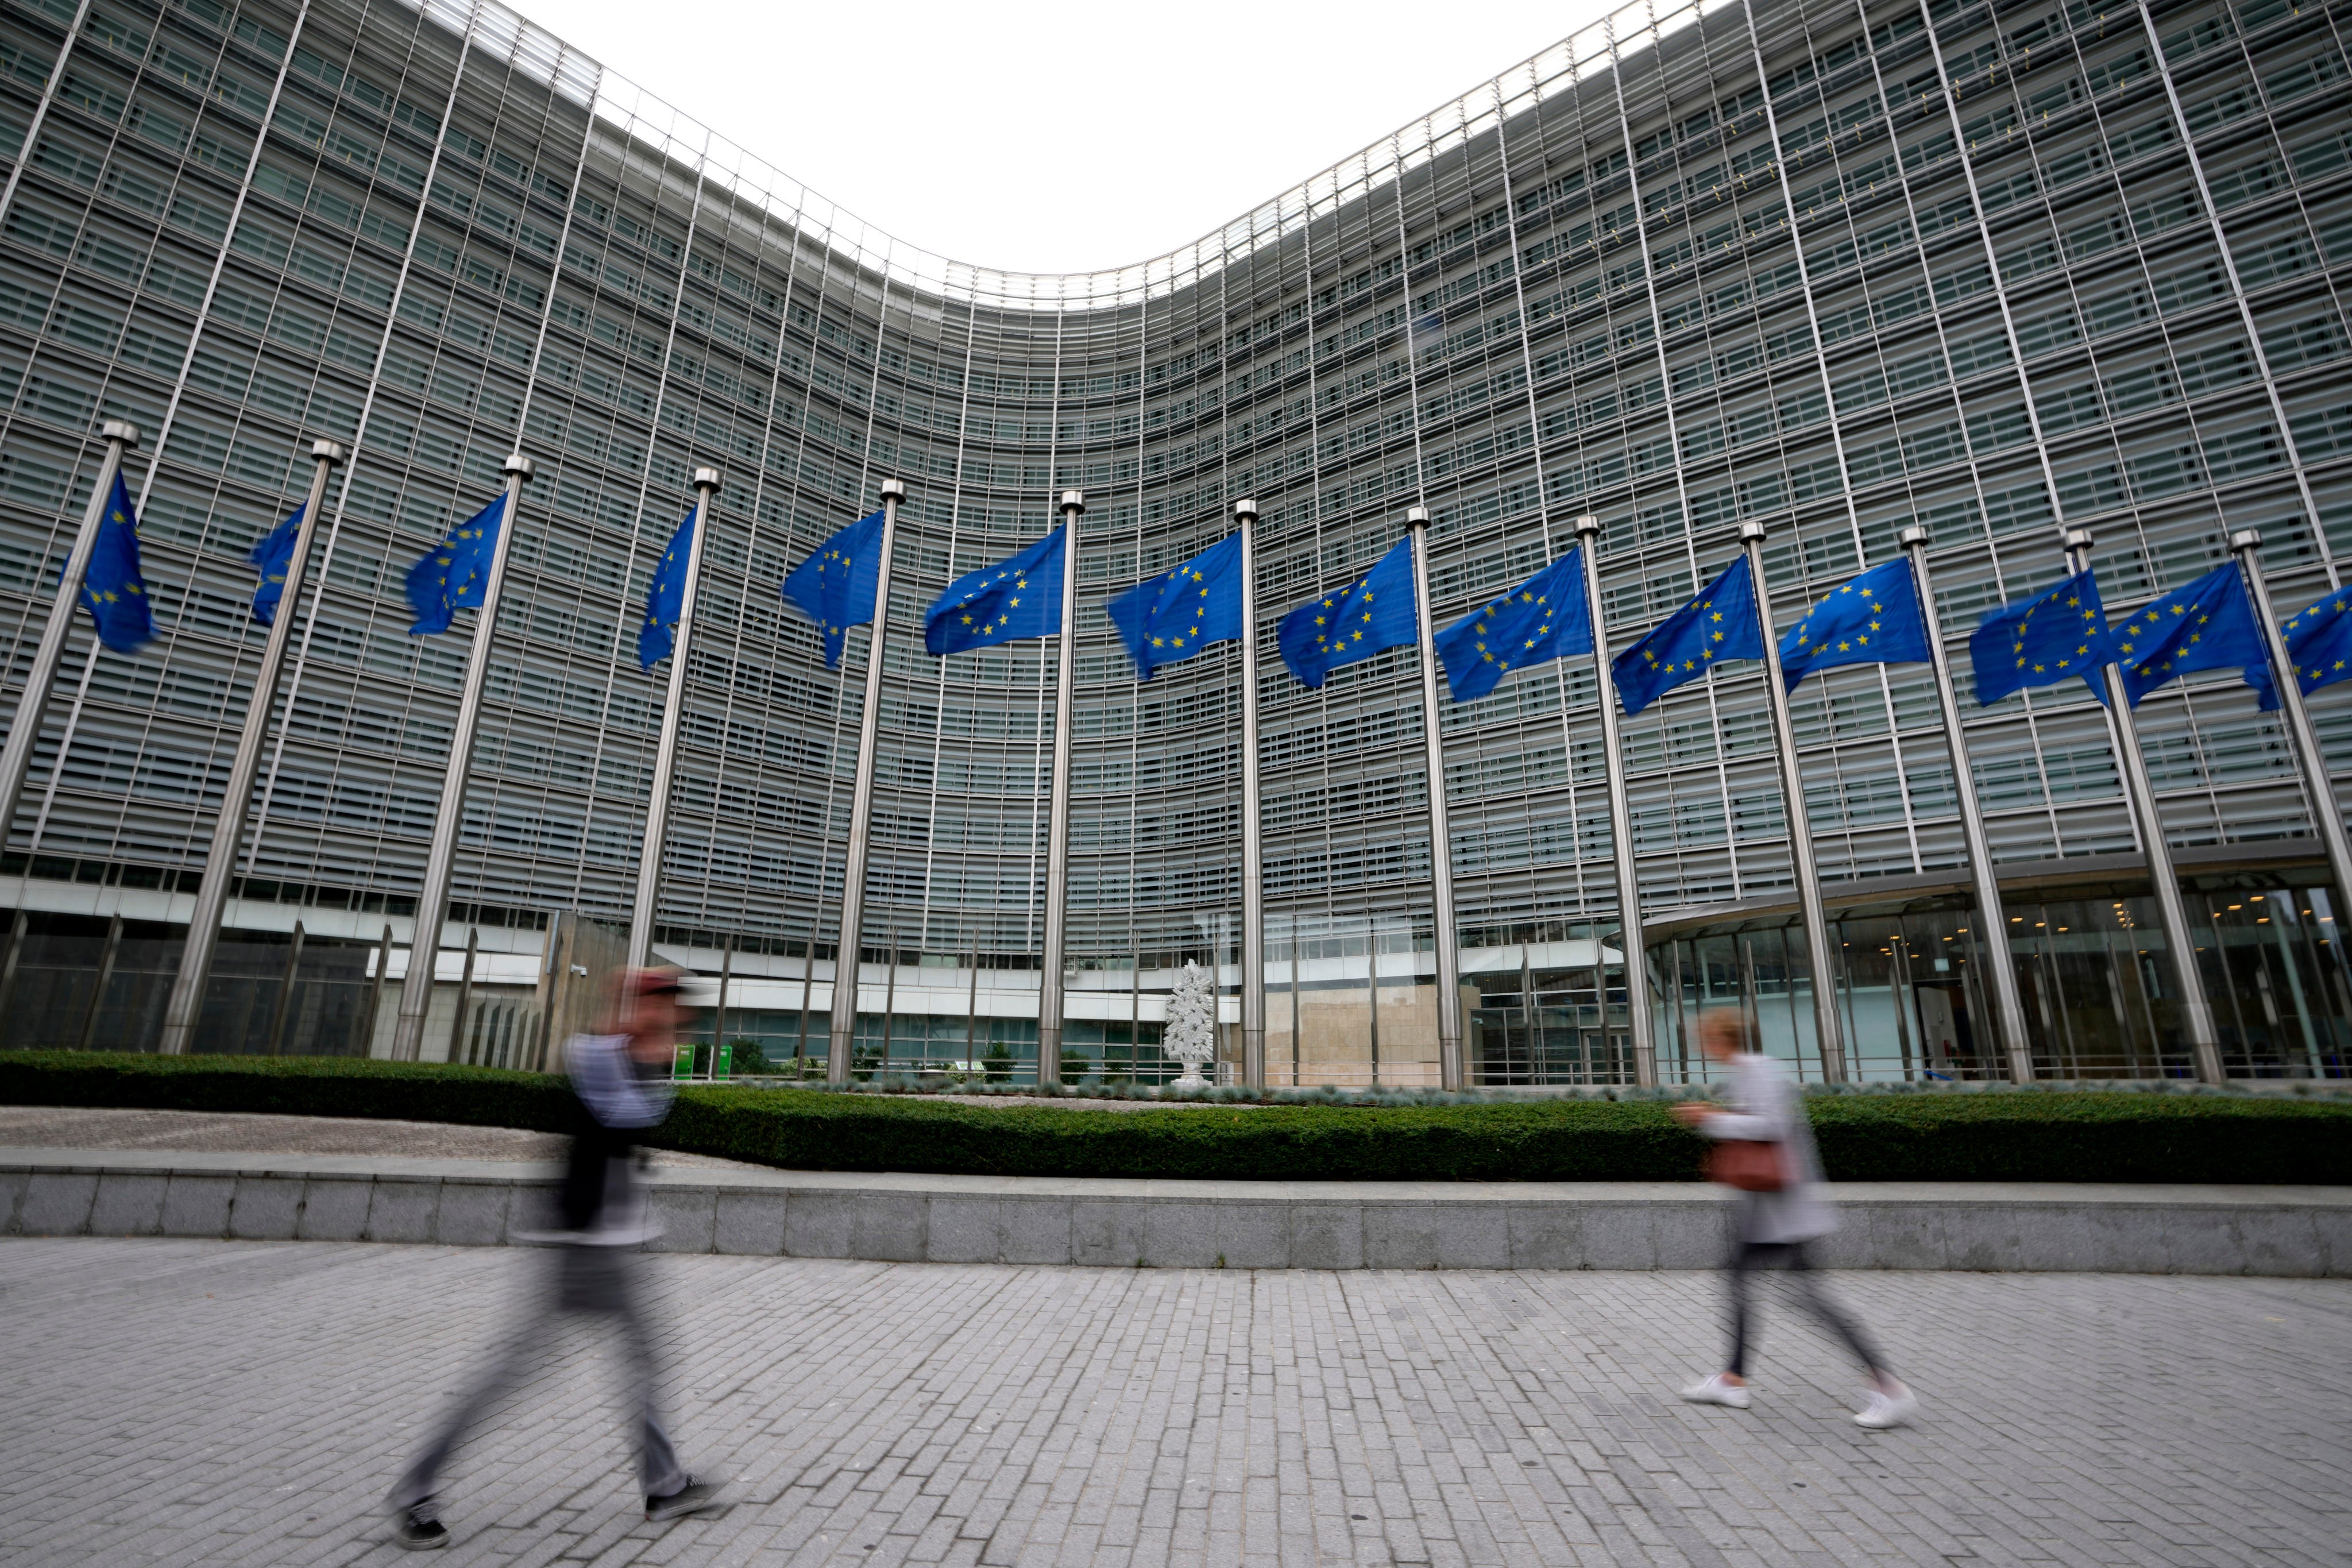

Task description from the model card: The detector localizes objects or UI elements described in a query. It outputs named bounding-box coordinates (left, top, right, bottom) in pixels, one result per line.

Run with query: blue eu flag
left=248, top=504, right=303, bottom=627
left=2111, top=563, right=2272, bottom=708
left=2280, top=584, right=2352, bottom=698
left=925, top=528, right=1065, bottom=655
left=404, top=493, right=508, bottom=636
left=1106, top=532, right=1244, bottom=681
left=781, top=509, right=886, bottom=669
left=1778, top=558, right=1934, bottom=691
left=638, top=508, right=696, bottom=670
left=1434, top=547, right=1594, bottom=703
left=1610, top=554, right=1763, bottom=716
left=1278, top=536, right=1419, bottom=689
left=1968, top=569, right=2114, bottom=706
left=78, top=472, right=154, bottom=653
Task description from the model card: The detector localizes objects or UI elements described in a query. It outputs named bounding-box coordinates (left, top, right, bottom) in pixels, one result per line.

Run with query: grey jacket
left=1701, top=1052, right=1835, bottom=1245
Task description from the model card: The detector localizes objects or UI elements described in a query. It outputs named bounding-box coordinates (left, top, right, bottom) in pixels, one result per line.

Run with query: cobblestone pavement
left=3, top=1239, right=2345, bottom=1567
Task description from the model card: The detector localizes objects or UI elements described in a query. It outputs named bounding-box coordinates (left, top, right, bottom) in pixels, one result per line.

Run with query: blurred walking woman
left=1672, top=1007, right=1917, bottom=1430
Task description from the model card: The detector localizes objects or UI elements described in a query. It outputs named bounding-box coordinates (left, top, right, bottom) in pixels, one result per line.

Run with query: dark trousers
left=390, top=1244, right=684, bottom=1510
left=1725, top=1241, right=1886, bottom=1378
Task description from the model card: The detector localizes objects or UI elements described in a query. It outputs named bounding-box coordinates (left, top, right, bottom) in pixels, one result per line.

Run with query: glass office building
left=2, top=0, right=2349, bottom=1083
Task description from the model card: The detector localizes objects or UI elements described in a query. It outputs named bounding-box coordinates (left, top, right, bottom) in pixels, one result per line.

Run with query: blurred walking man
left=388, top=967, right=723, bottom=1549
left=1673, top=1007, right=1917, bottom=1430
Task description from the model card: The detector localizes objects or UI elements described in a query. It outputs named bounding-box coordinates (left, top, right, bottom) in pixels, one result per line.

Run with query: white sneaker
left=1679, top=1373, right=1751, bottom=1409
left=1853, top=1381, right=1917, bottom=1429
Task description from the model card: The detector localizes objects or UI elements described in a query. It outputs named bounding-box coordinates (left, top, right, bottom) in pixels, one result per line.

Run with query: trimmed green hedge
left=0, top=1052, right=584, bottom=1134
left=4, top=1052, right=2349, bottom=1183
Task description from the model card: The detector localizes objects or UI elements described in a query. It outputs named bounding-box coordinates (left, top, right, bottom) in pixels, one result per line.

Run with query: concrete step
left=3, top=1147, right=2343, bottom=1275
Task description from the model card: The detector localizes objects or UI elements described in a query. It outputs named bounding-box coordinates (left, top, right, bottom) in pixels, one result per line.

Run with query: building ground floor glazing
left=3, top=851, right=2342, bottom=1084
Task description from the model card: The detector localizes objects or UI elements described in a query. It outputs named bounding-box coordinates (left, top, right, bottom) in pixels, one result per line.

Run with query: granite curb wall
left=3, top=1153, right=2344, bottom=1275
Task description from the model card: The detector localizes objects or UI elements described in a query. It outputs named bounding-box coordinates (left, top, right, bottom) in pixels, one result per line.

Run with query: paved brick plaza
left=2, top=1239, right=2343, bottom=1566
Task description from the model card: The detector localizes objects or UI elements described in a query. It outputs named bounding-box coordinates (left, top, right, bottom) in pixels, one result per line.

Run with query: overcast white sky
left=513, top=0, right=1610, bottom=275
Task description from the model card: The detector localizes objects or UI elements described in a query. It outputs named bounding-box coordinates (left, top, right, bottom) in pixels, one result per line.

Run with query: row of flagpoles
left=794, top=480, right=2352, bottom=1090
left=7, top=418, right=2351, bottom=1084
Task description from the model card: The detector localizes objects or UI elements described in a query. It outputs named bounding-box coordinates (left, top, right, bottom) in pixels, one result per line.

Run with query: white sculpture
left=1164, top=959, right=1219, bottom=1086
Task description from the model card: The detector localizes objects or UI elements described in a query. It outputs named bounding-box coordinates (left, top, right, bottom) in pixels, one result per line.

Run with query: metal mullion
left=2122, top=1, right=2335, bottom=589
left=131, top=0, right=317, bottom=517
left=1845, top=0, right=2028, bottom=868
left=1030, top=295, right=1067, bottom=1083
left=240, top=17, right=585, bottom=936
left=1603, top=14, right=1747, bottom=910
left=1311, top=190, right=1374, bottom=1082
left=862, top=250, right=945, bottom=1060
left=1726, top=3, right=1926, bottom=886
left=922, top=292, right=981, bottom=1037
left=405, top=37, right=605, bottom=925
left=1289, top=187, right=1340, bottom=1087
left=852, top=243, right=910, bottom=1043
left=1208, top=237, right=1239, bottom=1077
left=809, top=231, right=889, bottom=1010
left=1381, top=123, right=1451, bottom=1047
left=215, top=0, right=492, bottom=920
left=1908, top=0, right=2144, bottom=863
left=1420, top=95, right=1533, bottom=1067
left=0, top=0, right=98, bottom=235
left=1122, top=273, right=1149, bottom=1068
left=576, top=123, right=711, bottom=957
left=1492, top=70, right=1604, bottom=939
left=706, top=189, right=814, bottom=965
left=751, top=218, right=854, bottom=972
left=19, top=0, right=319, bottom=870
left=418, top=61, right=621, bottom=926
left=1457, top=80, right=1590, bottom=1077
left=901, top=391, right=961, bottom=1060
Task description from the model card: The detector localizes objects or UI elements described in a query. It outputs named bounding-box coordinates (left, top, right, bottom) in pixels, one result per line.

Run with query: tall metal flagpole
left=1036, top=489, right=1084, bottom=1086
left=1234, top=499, right=1266, bottom=1088
left=2231, top=529, right=2352, bottom=955
left=627, top=466, right=721, bottom=969
left=1572, top=517, right=1657, bottom=1087
left=827, top=477, right=905, bottom=1084
left=158, top=438, right=346, bottom=1055
left=1901, top=526, right=2036, bottom=1082
left=391, top=453, right=535, bottom=1062
left=2063, top=526, right=2223, bottom=1083
left=0, top=419, right=139, bottom=849
left=1737, top=520, right=1848, bottom=1081
left=1405, top=508, right=1465, bottom=1091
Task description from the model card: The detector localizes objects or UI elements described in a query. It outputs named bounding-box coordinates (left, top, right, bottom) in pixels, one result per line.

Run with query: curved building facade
left=1, top=0, right=2349, bottom=1082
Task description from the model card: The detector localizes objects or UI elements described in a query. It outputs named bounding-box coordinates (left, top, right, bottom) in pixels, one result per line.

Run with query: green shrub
left=3, top=1052, right=2349, bottom=1183
left=0, top=1052, right=583, bottom=1134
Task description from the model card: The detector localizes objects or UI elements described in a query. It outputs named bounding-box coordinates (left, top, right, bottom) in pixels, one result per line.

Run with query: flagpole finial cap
left=2229, top=527, right=2261, bottom=553
left=1898, top=524, right=1929, bottom=549
left=2061, top=526, right=2094, bottom=553
left=1736, top=520, right=1768, bottom=542
left=1060, top=489, right=1086, bottom=513
left=100, top=419, right=140, bottom=447
left=1233, top=498, right=1259, bottom=522
left=310, top=439, right=346, bottom=465
left=693, top=466, right=722, bottom=493
left=878, top=477, right=906, bottom=503
left=1572, top=513, right=1601, bottom=539
left=1406, top=505, right=1431, bottom=527
left=503, top=453, right=536, bottom=481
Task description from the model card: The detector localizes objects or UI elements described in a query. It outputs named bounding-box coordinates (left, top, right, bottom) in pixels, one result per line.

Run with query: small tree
left=1165, top=960, right=1218, bottom=1086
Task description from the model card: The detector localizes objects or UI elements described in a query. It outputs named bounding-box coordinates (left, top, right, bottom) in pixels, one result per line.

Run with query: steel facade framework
left=0, top=0, right=2349, bottom=1080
